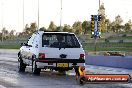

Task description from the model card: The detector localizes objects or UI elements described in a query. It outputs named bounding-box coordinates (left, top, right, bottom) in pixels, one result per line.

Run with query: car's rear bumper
left=35, top=58, right=85, bottom=69
left=35, top=58, right=85, bottom=63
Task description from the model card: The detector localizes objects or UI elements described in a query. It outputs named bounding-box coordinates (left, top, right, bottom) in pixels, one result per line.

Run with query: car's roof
left=36, top=31, right=74, bottom=35
left=44, top=32, right=74, bottom=34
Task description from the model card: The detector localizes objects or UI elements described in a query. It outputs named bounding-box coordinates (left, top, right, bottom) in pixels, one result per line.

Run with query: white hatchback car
left=18, top=31, right=85, bottom=75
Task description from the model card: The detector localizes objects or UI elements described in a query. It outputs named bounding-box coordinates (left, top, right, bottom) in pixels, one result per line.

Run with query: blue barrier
left=86, top=55, right=132, bottom=69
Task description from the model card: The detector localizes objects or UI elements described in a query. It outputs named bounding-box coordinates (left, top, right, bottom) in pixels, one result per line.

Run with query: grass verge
left=0, top=43, right=132, bottom=52
left=0, top=45, right=20, bottom=49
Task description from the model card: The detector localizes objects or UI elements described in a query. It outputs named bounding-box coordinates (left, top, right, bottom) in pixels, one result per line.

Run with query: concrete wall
left=86, top=55, right=132, bottom=69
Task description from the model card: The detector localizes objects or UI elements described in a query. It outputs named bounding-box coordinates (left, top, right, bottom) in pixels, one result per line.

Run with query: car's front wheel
left=18, top=57, right=26, bottom=72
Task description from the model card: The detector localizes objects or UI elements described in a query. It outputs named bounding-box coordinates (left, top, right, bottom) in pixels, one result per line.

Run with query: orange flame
left=78, top=66, right=86, bottom=76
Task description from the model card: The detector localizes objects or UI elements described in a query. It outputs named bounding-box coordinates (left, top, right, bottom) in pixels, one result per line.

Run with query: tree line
left=0, top=27, right=16, bottom=41
left=0, top=15, right=132, bottom=41
left=19, top=15, right=132, bottom=36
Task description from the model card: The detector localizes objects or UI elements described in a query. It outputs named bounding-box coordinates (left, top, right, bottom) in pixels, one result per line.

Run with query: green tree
left=82, top=21, right=90, bottom=34
left=9, top=30, right=16, bottom=39
left=48, top=21, right=57, bottom=31
left=128, top=19, right=132, bottom=30
left=18, top=32, right=25, bottom=37
left=114, top=15, right=123, bottom=32
left=24, top=22, right=37, bottom=36
left=0, top=32, right=2, bottom=41
left=72, top=21, right=82, bottom=34
left=124, top=23, right=131, bottom=31
left=63, top=24, right=72, bottom=32
left=56, top=26, right=63, bottom=31
left=39, top=27, right=46, bottom=31
left=1, top=27, right=9, bottom=41
left=111, top=22, right=116, bottom=32
left=105, top=19, right=111, bottom=32
left=115, top=15, right=123, bottom=25
left=30, top=22, right=37, bottom=33
left=24, top=24, right=30, bottom=35
left=98, top=3, right=106, bottom=32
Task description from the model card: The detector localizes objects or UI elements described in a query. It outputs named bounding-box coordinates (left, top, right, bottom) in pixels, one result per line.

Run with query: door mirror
left=21, top=43, right=27, bottom=46
left=28, top=45, right=32, bottom=47
left=20, top=43, right=25, bottom=46
left=21, top=43, right=32, bottom=47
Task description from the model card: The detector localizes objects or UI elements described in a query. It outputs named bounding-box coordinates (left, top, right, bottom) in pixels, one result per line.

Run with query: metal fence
left=0, top=36, right=132, bottom=52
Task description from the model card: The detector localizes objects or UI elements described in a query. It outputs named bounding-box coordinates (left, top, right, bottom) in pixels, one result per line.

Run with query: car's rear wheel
left=18, top=57, right=26, bottom=72
left=32, top=61, right=41, bottom=75
left=58, top=70, right=66, bottom=75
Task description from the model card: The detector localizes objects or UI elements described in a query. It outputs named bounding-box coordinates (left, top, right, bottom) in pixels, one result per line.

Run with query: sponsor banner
left=85, top=74, right=131, bottom=83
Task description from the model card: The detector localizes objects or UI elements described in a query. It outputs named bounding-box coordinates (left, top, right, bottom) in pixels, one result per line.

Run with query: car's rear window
left=42, top=33, right=80, bottom=48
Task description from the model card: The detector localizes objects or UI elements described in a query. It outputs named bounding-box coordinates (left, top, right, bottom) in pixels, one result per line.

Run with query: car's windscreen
left=42, top=33, right=80, bottom=48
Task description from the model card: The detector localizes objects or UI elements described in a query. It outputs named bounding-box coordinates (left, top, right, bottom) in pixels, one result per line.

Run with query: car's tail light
left=39, top=53, right=45, bottom=59
left=80, top=54, right=85, bottom=59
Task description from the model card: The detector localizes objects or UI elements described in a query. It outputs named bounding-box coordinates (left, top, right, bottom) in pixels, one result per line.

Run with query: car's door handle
left=29, top=49, right=30, bottom=50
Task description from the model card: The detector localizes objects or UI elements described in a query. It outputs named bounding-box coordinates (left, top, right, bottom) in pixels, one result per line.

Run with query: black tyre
left=58, top=70, right=66, bottom=75
left=18, top=57, right=26, bottom=72
left=77, top=76, right=86, bottom=85
left=32, top=61, right=41, bottom=75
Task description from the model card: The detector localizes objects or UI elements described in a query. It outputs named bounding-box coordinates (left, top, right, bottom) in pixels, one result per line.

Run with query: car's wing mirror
left=21, top=43, right=31, bottom=47
left=20, top=43, right=24, bottom=46
left=24, top=43, right=28, bottom=46
left=21, top=43, right=29, bottom=46
left=25, top=43, right=32, bottom=47
left=28, top=45, right=32, bottom=47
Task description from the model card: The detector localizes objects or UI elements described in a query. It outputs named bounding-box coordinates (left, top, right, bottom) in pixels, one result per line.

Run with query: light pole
left=98, top=0, right=101, bottom=15
left=38, top=0, right=40, bottom=30
left=23, top=0, right=24, bottom=31
left=60, top=0, right=62, bottom=31
left=1, top=0, right=4, bottom=42
left=94, top=0, right=101, bottom=54
left=99, top=0, right=100, bottom=9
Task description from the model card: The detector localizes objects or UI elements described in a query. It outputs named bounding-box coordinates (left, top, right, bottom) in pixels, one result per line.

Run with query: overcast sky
left=0, top=0, right=132, bottom=32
